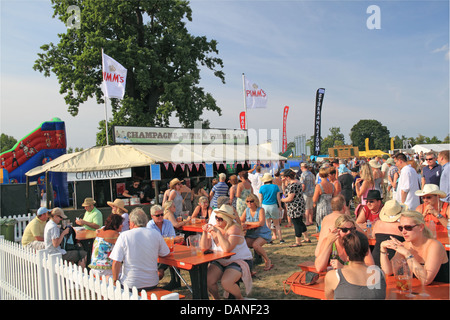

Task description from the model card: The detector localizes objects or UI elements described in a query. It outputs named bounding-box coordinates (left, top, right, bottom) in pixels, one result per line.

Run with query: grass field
left=160, top=221, right=319, bottom=300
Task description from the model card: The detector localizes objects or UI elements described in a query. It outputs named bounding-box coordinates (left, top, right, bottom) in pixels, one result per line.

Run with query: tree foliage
left=33, top=0, right=225, bottom=145
left=350, top=119, right=390, bottom=151
left=0, top=134, right=17, bottom=153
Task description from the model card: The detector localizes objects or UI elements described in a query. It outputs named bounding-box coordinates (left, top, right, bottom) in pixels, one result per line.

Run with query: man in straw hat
left=415, top=184, right=449, bottom=233
left=76, top=197, right=103, bottom=231
left=371, top=199, right=407, bottom=266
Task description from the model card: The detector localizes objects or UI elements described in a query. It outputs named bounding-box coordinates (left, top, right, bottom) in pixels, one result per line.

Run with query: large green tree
left=350, top=119, right=390, bottom=151
left=34, top=0, right=225, bottom=145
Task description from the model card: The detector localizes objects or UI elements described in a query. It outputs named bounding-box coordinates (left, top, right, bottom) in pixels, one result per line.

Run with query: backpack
left=60, top=226, right=78, bottom=251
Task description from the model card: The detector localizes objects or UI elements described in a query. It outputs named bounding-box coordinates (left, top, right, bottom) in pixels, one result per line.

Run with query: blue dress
left=244, top=207, right=272, bottom=242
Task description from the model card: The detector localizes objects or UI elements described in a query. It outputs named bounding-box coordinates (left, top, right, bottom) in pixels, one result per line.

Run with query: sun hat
left=107, top=199, right=128, bottom=213
left=261, top=173, right=274, bottom=183
left=37, top=207, right=50, bottom=216
left=386, top=158, right=395, bottom=165
left=215, top=204, right=236, bottom=220
left=366, top=190, right=382, bottom=201
left=369, top=159, right=381, bottom=169
left=379, top=200, right=408, bottom=222
left=82, top=197, right=96, bottom=206
left=51, top=207, right=68, bottom=219
left=415, top=184, right=446, bottom=198
left=169, top=178, right=184, bottom=189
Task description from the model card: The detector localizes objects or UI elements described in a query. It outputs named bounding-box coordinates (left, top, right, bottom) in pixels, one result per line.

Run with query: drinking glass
left=415, top=267, right=430, bottom=297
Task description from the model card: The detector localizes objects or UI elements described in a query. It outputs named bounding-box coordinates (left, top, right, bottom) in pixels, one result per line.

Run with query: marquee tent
left=26, top=143, right=286, bottom=176
left=412, top=144, right=450, bottom=154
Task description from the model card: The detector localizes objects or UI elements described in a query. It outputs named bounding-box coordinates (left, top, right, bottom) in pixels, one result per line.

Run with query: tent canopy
left=26, top=144, right=286, bottom=176
left=412, top=144, right=450, bottom=154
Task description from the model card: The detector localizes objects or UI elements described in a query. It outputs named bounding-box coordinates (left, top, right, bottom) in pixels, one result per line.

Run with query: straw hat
left=386, top=158, right=395, bottom=165
left=369, top=159, right=381, bottom=169
left=261, top=173, right=273, bottom=183
left=379, top=200, right=408, bottom=223
left=415, top=184, right=446, bottom=198
left=169, top=178, right=184, bottom=189
left=215, top=204, right=236, bottom=220
left=107, top=199, right=128, bottom=213
left=82, top=197, right=96, bottom=206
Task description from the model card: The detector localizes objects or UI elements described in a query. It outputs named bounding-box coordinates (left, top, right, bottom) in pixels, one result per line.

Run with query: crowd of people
left=19, top=149, right=449, bottom=300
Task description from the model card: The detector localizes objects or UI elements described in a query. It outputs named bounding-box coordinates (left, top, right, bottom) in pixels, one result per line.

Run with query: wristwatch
left=437, top=213, right=443, bottom=219
left=406, top=254, right=414, bottom=260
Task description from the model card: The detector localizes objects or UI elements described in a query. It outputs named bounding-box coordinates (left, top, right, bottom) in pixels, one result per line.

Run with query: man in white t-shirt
left=394, top=153, right=420, bottom=210
left=248, top=165, right=263, bottom=195
left=110, top=207, right=170, bottom=291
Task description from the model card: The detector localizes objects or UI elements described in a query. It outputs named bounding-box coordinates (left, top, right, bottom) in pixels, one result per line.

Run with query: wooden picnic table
left=285, top=268, right=449, bottom=300
left=158, top=244, right=235, bottom=299
left=178, top=219, right=259, bottom=233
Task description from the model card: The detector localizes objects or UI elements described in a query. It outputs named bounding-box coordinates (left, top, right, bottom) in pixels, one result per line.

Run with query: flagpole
left=102, top=48, right=109, bottom=146
left=242, top=73, right=248, bottom=144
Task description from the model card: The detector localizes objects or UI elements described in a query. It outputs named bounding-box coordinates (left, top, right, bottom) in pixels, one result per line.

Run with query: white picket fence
left=1, top=213, right=36, bottom=243
left=0, top=237, right=179, bottom=300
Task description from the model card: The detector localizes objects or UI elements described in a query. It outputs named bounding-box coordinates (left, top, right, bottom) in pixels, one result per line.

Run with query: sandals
left=301, top=239, right=312, bottom=243
left=289, top=243, right=302, bottom=248
left=263, top=264, right=274, bottom=271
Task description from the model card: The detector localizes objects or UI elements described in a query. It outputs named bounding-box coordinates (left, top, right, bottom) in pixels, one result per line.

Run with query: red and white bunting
left=195, top=163, right=201, bottom=171
left=187, top=163, right=193, bottom=171
left=180, top=163, right=185, bottom=171
left=171, top=163, right=177, bottom=171
left=163, top=163, right=170, bottom=170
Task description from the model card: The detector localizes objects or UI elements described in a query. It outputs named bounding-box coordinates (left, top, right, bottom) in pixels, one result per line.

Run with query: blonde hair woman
left=355, top=163, right=375, bottom=206
left=380, top=210, right=449, bottom=284
left=163, top=200, right=190, bottom=229
left=200, top=205, right=253, bottom=299
left=192, top=196, right=212, bottom=219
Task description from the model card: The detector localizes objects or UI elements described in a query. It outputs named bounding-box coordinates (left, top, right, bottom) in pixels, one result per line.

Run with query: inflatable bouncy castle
left=0, top=118, right=69, bottom=207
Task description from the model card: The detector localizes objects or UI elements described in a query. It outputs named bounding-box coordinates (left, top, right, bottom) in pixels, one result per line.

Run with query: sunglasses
left=215, top=216, right=224, bottom=222
left=246, top=200, right=255, bottom=203
left=426, top=158, right=435, bottom=161
left=398, top=225, right=418, bottom=232
left=153, top=213, right=164, bottom=218
left=366, top=200, right=379, bottom=204
left=338, top=227, right=356, bottom=233
left=422, top=196, right=435, bottom=199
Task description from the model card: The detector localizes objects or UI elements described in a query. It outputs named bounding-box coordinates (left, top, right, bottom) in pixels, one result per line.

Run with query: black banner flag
left=313, top=88, right=325, bottom=156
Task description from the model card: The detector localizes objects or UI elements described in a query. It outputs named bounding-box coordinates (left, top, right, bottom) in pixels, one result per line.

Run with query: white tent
left=412, top=144, right=450, bottom=154
left=26, top=144, right=286, bottom=176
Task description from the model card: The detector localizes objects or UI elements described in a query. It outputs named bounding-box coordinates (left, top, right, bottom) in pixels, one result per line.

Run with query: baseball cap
left=37, top=207, right=50, bottom=216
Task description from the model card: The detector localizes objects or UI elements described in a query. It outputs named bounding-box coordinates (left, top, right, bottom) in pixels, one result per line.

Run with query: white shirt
left=248, top=172, right=263, bottom=195
left=395, top=165, right=420, bottom=210
left=43, top=219, right=66, bottom=255
left=109, top=227, right=170, bottom=289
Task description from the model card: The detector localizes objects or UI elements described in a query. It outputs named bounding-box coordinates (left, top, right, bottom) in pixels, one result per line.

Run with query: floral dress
left=88, top=230, right=119, bottom=272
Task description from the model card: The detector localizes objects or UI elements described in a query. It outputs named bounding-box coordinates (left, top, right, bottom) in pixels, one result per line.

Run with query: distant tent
left=281, top=149, right=294, bottom=158
left=412, top=144, right=450, bottom=154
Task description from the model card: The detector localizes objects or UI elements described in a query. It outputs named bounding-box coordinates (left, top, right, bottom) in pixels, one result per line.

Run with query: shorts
left=211, top=259, right=253, bottom=273
left=62, top=249, right=87, bottom=264
left=303, top=194, right=313, bottom=210
left=262, top=204, right=279, bottom=219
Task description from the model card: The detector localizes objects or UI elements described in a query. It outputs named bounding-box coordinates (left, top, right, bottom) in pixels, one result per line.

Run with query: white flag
left=244, top=76, right=268, bottom=109
left=102, top=52, right=127, bottom=99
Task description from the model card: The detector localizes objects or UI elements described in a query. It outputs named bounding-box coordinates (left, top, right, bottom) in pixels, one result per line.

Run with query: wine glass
left=415, top=267, right=430, bottom=297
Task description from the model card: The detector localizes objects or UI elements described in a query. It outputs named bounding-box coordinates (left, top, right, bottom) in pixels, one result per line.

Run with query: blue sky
left=1, top=0, right=449, bottom=151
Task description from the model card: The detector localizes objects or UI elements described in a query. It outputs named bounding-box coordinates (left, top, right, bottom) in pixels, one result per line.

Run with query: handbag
left=283, top=270, right=319, bottom=295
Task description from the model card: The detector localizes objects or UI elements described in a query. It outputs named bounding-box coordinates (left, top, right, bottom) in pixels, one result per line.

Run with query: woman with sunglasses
left=415, top=184, right=449, bottom=233
left=324, top=231, right=386, bottom=300
left=240, top=194, right=273, bottom=271
left=380, top=210, right=449, bottom=284
left=201, top=205, right=253, bottom=299
left=315, top=215, right=374, bottom=272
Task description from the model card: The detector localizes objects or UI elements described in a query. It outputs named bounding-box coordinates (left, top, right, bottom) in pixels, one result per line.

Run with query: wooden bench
left=146, top=288, right=185, bottom=300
